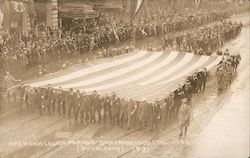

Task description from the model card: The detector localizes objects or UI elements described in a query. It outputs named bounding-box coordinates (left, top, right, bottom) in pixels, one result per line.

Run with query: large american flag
left=25, top=51, right=221, bottom=101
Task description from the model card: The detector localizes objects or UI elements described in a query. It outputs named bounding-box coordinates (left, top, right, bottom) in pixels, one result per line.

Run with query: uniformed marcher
left=79, top=93, right=86, bottom=123
left=84, top=94, right=91, bottom=123
left=127, top=99, right=137, bottom=130
left=93, top=92, right=102, bottom=123
left=45, top=86, right=52, bottom=115
left=67, top=88, right=76, bottom=119
left=111, top=95, right=121, bottom=126
left=178, top=98, right=192, bottom=140
left=50, top=89, right=57, bottom=114
left=183, top=82, right=192, bottom=105
left=58, top=89, right=66, bottom=116
left=21, top=87, right=28, bottom=111
left=151, top=100, right=161, bottom=131
left=39, top=88, right=47, bottom=116
left=165, top=92, right=175, bottom=122
left=89, top=92, right=98, bottom=123
left=103, top=95, right=112, bottom=125
left=174, top=88, right=184, bottom=118
left=190, top=73, right=198, bottom=94
left=200, top=68, right=208, bottom=92
left=74, top=90, right=82, bottom=123
left=226, top=62, right=234, bottom=87
left=119, top=98, right=128, bottom=128
left=27, top=87, right=36, bottom=113
left=138, top=100, right=148, bottom=130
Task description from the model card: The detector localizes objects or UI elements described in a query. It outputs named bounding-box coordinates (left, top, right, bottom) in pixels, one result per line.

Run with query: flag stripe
left=49, top=52, right=152, bottom=87
left=162, top=55, right=221, bottom=84
left=131, top=51, right=182, bottom=84
left=139, top=53, right=195, bottom=85
left=28, top=50, right=148, bottom=87
left=71, top=52, right=170, bottom=89
left=59, top=52, right=163, bottom=89
left=160, top=55, right=210, bottom=84
left=205, top=56, right=222, bottom=70
left=74, top=52, right=176, bottom=91
left=154, top=54, right=201, bottom=84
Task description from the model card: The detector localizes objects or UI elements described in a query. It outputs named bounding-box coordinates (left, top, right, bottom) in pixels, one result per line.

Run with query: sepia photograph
left=0, top=0, right=249, bottom=158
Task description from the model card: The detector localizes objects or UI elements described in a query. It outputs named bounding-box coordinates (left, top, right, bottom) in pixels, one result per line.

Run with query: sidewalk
left=185, top=72, right=249, bottom=158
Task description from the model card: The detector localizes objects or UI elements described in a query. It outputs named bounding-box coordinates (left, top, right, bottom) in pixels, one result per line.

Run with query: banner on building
left=194, top=0, right=201, bottom=9
left=0, top=9, right=3, bottom=29
left=134, top=0, right=144, bottom=17
left=130, top=0, right=145, bottom=19
left=2, top=0, right=11, bottom=30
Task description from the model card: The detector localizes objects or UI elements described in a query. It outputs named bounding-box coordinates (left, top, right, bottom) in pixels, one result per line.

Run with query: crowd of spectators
left=0, top=9, right=231, bottom=71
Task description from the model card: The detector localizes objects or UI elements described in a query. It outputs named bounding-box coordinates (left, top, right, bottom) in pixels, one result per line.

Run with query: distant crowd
left=163, top=20, right=242, bottom=55
left=0, top=9, right=231, bottom=71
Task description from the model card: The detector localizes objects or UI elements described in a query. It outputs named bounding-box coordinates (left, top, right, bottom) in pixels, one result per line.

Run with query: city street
left=0, top=12, right=249, bottom=158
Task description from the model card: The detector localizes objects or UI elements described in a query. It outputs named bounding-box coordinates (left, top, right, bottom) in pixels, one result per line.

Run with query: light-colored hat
left=182, top=98, right=188, bottom=103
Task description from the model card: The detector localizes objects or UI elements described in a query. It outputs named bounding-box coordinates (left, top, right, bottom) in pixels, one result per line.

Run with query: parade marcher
left=127, top=99, right=137, bottom=130
left=50, top=89, right=57, bottom=114
left=200, top=68, right=208, bottom=92
left=111, top=95, right=121, bottom=126
left=67, top=88, right=76, bottom=119
left=78, top=92, right=86, bottom=123
left=23, top=87, right=30, bottom=112
left=18, top=84, right=26, bottom=112
left=45, top=86, right=52, bottom=115
left=178, top=98, right=191, bottom=140
left=190, top=73, right=199, bottom=94
left=138, top=99, right=149, bottom=130
left=89, top=93, right=96, bottom=123
left=103, top=95, right=112, bottom=125
left=226, top=62, right=234, bottom=87
left=151, top=100, right=161, bottom=131
left=58, top=88, right=66, bottom=117
left=84, top=94, right=91, bottom=123
left=183, top=82, right=193, bottom=105
left=174, top=88, right=184, bottom=119
left=119, top=98, right=128, bottom=128
left=216, top=61, right=227, bottom=91
left=93, top=92, right=102, bottom=123
left=27, top=87, right=36, bottom=113
left=165, top=92, right=175, bottom=122
left=39, top=88, right=47, bottom=116
left=74, top=90, right=81, bottom=122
